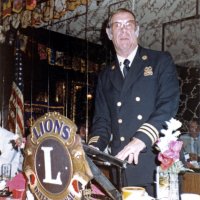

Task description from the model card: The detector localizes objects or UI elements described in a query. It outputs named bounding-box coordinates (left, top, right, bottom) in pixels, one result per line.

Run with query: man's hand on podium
left=115, top=138, right=146, bottom=164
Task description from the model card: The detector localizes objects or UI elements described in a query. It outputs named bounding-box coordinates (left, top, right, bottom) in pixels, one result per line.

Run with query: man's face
left=189, top=122, right=198, bottom=133
left=189, top=121, right=199, bottom=137
left=106, top=12, right=138, bottom=57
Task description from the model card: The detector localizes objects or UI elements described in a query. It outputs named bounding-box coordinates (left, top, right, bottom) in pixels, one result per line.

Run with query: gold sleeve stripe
left=137, top=123, right=159, bottom=144
left=137, top=126, right=157, bottom=143
left=142, top=123, right=159, bottom=140
left=88, top=139, right=98, bottom=144
left=88, top=136, right=100, bottom=144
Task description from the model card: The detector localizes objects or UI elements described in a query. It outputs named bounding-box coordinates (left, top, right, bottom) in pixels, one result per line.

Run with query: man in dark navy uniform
left=88, top=8, right=179, bottom=197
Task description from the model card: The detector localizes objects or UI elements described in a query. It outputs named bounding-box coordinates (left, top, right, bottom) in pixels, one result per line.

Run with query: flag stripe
left=8, top=83, right=24, bottom=135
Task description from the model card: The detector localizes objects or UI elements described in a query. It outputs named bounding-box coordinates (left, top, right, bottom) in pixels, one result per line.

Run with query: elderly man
left=88, top=8, right=179, bottom=197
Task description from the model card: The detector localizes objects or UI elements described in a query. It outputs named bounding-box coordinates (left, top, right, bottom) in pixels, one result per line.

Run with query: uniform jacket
left=88, top=46, right=180, bottom=185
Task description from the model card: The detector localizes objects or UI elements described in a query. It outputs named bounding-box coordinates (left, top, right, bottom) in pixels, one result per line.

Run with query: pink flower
left=169, top=140, right=183, bottom=153
left=165, top=149, right=179, bottom=160
left=158, top=153, right=174, bottom=170
left=158, top=140, right=183, bottom=170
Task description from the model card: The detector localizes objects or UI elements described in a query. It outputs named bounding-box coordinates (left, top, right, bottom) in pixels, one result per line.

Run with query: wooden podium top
left=182, top=172, right=200, bottom=195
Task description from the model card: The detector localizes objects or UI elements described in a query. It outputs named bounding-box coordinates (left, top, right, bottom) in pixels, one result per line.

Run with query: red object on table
left=6, top=173, right=26, bottom=192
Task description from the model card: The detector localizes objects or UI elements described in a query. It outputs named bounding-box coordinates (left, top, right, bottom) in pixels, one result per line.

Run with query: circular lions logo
left=23, top=112, right=93, bottom=200
left=35, top=138, right=72, bottom=194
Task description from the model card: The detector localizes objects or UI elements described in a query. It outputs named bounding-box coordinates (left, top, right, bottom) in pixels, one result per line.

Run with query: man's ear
left=135, top=25, right=139, bottom=38
left=106, top=28, right=113, bottom=40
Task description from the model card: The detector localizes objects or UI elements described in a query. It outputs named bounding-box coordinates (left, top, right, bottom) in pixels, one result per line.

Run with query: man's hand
left=115, top=138, right=146, bottom=164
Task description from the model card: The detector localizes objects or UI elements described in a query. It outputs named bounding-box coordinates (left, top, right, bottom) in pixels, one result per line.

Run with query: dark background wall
left=0, top=44, right=14, bottom=126
left=177, top=65, right=200, bottom=131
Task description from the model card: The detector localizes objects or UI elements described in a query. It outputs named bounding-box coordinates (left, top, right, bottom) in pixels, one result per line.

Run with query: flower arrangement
left=156, top=118, right=185, bottom=173
left=156, top=118, right=186, bottom=199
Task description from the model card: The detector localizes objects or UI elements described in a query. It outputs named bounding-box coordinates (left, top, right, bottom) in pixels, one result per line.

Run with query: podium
left=83, top=144, right=127, bottom=200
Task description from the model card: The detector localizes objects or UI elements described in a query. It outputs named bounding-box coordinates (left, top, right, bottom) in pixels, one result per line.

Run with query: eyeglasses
left=111, top=20, right=136, bottom=30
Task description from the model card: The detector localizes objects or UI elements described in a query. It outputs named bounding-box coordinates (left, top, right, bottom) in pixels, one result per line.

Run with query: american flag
left=7, top=38, right=24, bottom=136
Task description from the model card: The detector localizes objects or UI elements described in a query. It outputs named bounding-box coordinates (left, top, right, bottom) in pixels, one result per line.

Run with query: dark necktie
left=123, top=59, right=130, bottom=78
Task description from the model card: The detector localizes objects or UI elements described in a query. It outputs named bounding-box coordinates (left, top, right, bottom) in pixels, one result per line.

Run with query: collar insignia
left=142, top=55, right=148, bottom=60
left=144, top=66, right=153, bottom=76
